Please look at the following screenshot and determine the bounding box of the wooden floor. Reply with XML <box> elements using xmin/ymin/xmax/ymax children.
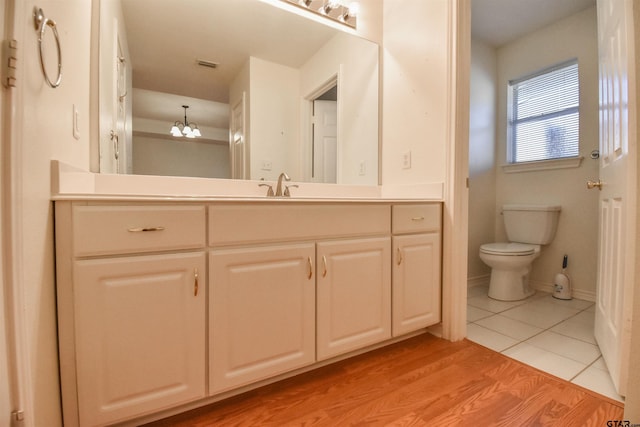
<box><xmin>145</xmin><ymin>334</ymin><xmax>623</xmax><ymax>426</ymax></box>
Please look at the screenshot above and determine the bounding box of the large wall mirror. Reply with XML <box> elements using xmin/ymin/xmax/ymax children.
<box><xmin>96</xmin><ymin>0</ymin><xmax>379</xmax><ymax>185</ymax></box>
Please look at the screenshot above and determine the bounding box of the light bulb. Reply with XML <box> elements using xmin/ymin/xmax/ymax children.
<box><xmin>348</xmin><ymin>2</ymin><xmax>359</xmax><ymax>17</ymax></box>
<box><xmin>192</xmin><ymin>127</ymin><xmax>202</xmax><ymax>137</ymax></box>
<box><xmin>183</xmin><ymin>125</ymin><xmax>192</xmax><ymax>135</ymax></box>
<box><xmin>171</xmin><ymin>125</ymin><xmax>183</xmax><ymax>137</ymax></box>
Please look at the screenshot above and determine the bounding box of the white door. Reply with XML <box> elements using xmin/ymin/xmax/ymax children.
<box><xmin>114</xmin><ymin>37</ymin><xmax>129</xmax><ymax>173</ymax></box>
<box><xmin>99</xmin><ymin>18</ymin><xmax>128</xmax><ymax>174</ymax></box>
<box><xmin>593</xmin><ymin>0</ymin><xmax>637</xmax><ymax>397</ymax></box>
<box><xmin>0</xmin><ymin>0</ymin><xmax>12</xmax><ymax>420</ymax></box>
<box><xmin>209</xmin><ymin>244</ymin><xmax>316</xmax><ymax>393</ymax></box>
<box><xmin>392</xmin><ymin>233</ymin><xmax>441</xmax><ymax>336</ymax></box>
<box><xmin>230</xmin><ymin>93</ymin><xmax>246</xmax><ymax>179</ymax></box>
<box><xmin>74</xmin><ymin>252</ymin><xmax>206</xmax><ymax>426</ymax></box>
<box><xmin>312</xmin><ymin>100</ymin><xmax>337</xmax><ymax>183</ymax></box>
<box><xmin>316</xmin><ymin>237</ymin><xmax>391</xmax><ymax>360</ymax></box>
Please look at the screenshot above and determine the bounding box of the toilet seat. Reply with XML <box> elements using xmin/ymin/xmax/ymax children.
<box><xmin>480</xmin><ymin>242</ymin><xmax>537</xmax><ymax>256</ymax></box>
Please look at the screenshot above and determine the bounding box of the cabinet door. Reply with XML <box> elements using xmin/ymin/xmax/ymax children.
<box><xmin>210</xmin><ymin>243</ymin><xmax>315</xmax><ymax>393</ymax></box>
<box><xmin>317</xmin><ymin>237</ymin><xmax>391</xmax><ymax>360</ymax></box>
<box><xmin>73</xmin><ymin>252</ymin><xmax>206</xmax><ymax>426</ymax></box>
<box><xmin>392</xmin><ymin>233</ymin><xmax>441</xmax><ymax>336</ymax></box>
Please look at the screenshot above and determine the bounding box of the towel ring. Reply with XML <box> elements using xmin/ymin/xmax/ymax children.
<box><xmin>33</xmin><ymin>8</ymin><xmax>62</xmax><ymax>88</ymax></box>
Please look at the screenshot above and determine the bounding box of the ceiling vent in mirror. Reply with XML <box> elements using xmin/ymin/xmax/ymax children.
<box><xmin>196</xmin><ymin>59</ymin><xmax>219</xmax><ymax>69</ymax></box>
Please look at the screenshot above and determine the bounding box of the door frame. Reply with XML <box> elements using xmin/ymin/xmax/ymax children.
<box><xmin>301</xmin><ymin>72</ymin><xmax>340</xmax><ymax>183</ymax></box>
<box><xmin>444</xmin><ymin>0</ymin><xmax>470</xmax><ymax>342</ymax></box>
<box><xmin>2</xmin><ymin>0</ymin><xmax>31</xmax><ymax>423</ymax></box>
<box><xmin>453</xmin><ymin>0</ymin><xmax>640</xmax><ymax>414</ymax></box>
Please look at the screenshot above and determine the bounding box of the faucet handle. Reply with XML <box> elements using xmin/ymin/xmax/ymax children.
<box><xmin>284</xmin><ymin>184</ymin><xmax>298</xmax><ymax>197</ymax></box>
<box><xmin>259</xmin><ymin>183</ymin><xmax>274</xmax><ymax>197</ymax></box>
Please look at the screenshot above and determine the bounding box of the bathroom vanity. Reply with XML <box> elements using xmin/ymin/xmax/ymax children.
<box><xmin>52</xmin><ymin>164</ymin><xmax>443</xmax><ymax>426</ymax></box>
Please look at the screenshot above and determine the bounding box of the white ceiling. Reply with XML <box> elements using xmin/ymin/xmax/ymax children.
<box><xmin>121</xmin><ymin>0</ymin><xmax>337</xmax><ymax>104</ymax></box>
<box><xmin>472</xmin><ymin>0</ymin><xmax>596</xmax><ymax>47</ymax></box>
<box><xmin>121</xmin><ymin>0</ymin><xmax>344</xmax><ymax>129</ymax></box>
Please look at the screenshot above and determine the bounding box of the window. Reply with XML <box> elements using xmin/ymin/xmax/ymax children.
<box><xmin>508</xmin><ymin>60</ymin><xmax>579</xmax><ymax>163</ymax></box>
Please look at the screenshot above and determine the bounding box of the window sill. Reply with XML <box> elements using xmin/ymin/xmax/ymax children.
<box><xmin>502</xmin><ymin>156</ymin><xmax>584</xmax><ymax>173</ymax></box>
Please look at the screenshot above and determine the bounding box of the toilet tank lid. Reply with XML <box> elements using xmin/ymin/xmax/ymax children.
<box><xmin>503</xmin><ymin>204</ymin><xmax>561</xmax><ymax>212</ymax></box>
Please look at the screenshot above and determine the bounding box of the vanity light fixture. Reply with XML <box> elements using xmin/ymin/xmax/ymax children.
<box><xmin>339</xmin><ymin>1</ymin><xmax>359</xmax><ymax>24</ymax></box>
<box><xmin>170</xmin><ymin>105</ymin><xmax>201</xmax><ymax>138</ymax></box>
<box><xmin>319</xmin><ymin>0</ymin><xmax>339</xmax><ymax>15</ymax></box>
<box><xmin>283</xmin><ymin>0</ymin><xmax>358</xmax><ymax>29</ymax></box>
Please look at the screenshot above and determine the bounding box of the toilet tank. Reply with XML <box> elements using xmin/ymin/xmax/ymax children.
<box><xmin>503</xmin><ymin>204</ymin><xmax>561</xmax><ymax>245</ymax></box>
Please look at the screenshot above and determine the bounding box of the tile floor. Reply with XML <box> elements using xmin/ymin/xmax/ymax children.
<box><xmin>466</xmin><ymin>285</ymin><xmax>624</xmax><ymax>403</ymax></box>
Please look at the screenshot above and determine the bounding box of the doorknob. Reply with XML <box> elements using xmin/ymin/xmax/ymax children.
<box><xmin>587</xmin><ymin>179</ymin><xmax>603</xmax><ymax>190</ymax></box>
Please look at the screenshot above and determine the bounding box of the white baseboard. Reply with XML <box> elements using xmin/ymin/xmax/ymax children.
<box><xmin>530</xmin><ymin>280</ymin><xmax>596</xmax><ymax>302</ymax></box>
<box><xmin>467</xmin><ymin>276</ymin><xmax>596</xmax><ymax>302</ymax></box>
<box><xmin>467</xmin><ymin>274</ymin><xmax>490</xmax><ymax>288</ymax></box>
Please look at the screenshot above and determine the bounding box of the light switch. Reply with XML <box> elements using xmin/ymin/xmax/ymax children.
<box><xmin>72</xmin><ymin>104</ymin><xmax>80</xmax><ymax>140</ymax></box>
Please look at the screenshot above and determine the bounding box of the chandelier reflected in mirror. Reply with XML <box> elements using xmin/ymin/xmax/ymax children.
<box><xmin>170</xmin><ymin>105</ymin><xmax>201</xmax><ymax>138</ymax></box>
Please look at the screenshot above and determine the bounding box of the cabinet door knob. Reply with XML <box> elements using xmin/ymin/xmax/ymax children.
<box><xmin>307</xmin><ymin>256</ymin><xmax>313</xmax><ymax>280</ymax></box>
<box><xmin>397</xmin><ymin>248</ymin><xmax>403</xmax><ymax>265</ymax></box>
<box><xmin>194</xmin><ymin>268</ymin><xmax>199</xmax><ymax>296</ymax></box>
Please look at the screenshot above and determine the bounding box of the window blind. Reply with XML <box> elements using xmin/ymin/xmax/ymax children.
<box><xmin>509</xmin><ymin>61</ymin><xmax>580</xmax><ymax>163</ymax></box>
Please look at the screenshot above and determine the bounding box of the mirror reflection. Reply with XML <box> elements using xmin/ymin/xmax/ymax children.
<box><xmin>97</xmin><ymin>0</ymin><xmax>379</xmax><ymax>185</ymax></box>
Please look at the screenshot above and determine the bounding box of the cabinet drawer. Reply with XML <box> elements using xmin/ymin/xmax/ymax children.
<box><xmin>209</xmin><ymin>204</ymin><xmax>390</xmax><ymax>246</ymax></box>
<box><xmin>72</xmin><ymin>205</ymin><xmax>206</xmax><ymax>256</ymax></box>
<box><xmin>392</xmin><ymin>204</ymin><xmax>441</xmax><ymax>234</ymax></box>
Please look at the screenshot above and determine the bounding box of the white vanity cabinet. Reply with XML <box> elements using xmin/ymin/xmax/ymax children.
<box><xmin>316</xmin><ymin>237</ymin><xmax>391</xmax><ymax>360</ymax></box>
<box><xmin>55</xmin><ymin>203</ymin><xmax>207</xmax><ymax>427</ymax></box>
<box><xmin>55</xmin><ymin>199</ymin><xmax>442</xmax><ymax>426</ymax></box>
<box><xmin>207</xmin><ymin>203</ymin><xmax>391</xmax><ymax>390</ymax></box>
<box><xmin>391</xmin><ymin>204</ymin><xmax>442</xmax><ymax>336</ymax></box>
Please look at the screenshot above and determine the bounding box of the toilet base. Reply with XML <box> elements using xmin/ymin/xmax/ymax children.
<box><xmin>488</xmin><ymin>269</ymin><xmax>536</xmax><ymax>301</ymax></box>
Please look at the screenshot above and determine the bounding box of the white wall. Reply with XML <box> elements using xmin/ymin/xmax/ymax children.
<box><xmin>468</xmin><ymin>38</ymin><xmax>497</xmax><ymax>281</ymax></box>
<box><xmin>9</xmin><ymin>1</ymin><xmax>92</xmax><ymax>425</ymax></box>
<box><xmin>381</xmin><ymin>0</ymin><xmax>450</xmax><ymax>185</ymax></box>
<box><xmin>494</xmin><ymin>7</ymin><xmax>600</xmax><ymax>298</ymax></box>
<box><xmin>132</xmin><ymin>136</ymin><xmax>230</xmax><ymax>178</ymax></box>
<box><xmin>300</xmin><ymin>32</ymin><xmax>379</xmax><ymax>185</ymax></box>
<box><xmin>249</xmin><ymin>57</ymin><xmax>301</xmax><ymax>181</ymax></box>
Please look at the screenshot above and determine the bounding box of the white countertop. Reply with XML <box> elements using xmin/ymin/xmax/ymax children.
<box><xmin>51</xmin><ymin>161</ymin><xmax>444</xmax><ymax>203</ymax></box>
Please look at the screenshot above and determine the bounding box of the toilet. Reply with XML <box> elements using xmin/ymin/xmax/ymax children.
<box><xmin>479</xmin><ymin>204</ymin><xmax>561</xmax><ymax>301</ymax></box>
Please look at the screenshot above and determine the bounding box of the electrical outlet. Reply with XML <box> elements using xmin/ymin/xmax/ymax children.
<box><xmin>359</xmin><ymin>161</ymin><xmax>366</xmax><ymax>176</ymax></box>
<box><xmin>261</xmin><ymin>160</ymin><xmax>272</xmax><ymax>171</ymax></box>
<box><xmin>402</xmin><ymin>151</ymin><xmax>411</xmax><ymax>169</ymax></box>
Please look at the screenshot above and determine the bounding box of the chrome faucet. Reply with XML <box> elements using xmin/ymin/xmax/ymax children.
<box><xmin>275</xmin><ymin>172</ymin><xmax>291</xmax><ymax>197</ymax></box>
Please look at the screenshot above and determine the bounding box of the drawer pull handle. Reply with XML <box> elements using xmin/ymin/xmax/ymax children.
<box><xmin>127</xmin><ymin>226</ymin><xmax>165</xmax><ymax>232</ymax></box>
<box><xmin>194</xmin><ymin>268</ymin><xmax>199</xmax><ymax>297</ymax></box>
<box><xmin>322</xmin><ymin>255</ymin><xmax>327</xmax><ymax>278</ymax></box>
<box><xmin>307</xmin><ymin>256</ymin><xmax>313</xmax><ymax>280</ymax></box>
<box><xmin>411</xmin><ymin>216</ymin><xmax>425</xmax><ymax>221</ymax></box>
<box><xmin>397</xmin><ymin>248</ymin><xmax>403</xmax><ymax>265</ymax></box>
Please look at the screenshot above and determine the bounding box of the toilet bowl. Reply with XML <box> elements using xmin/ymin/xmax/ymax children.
<box><xmin>479</xmin><ymin>243</ymin><xmax>540</xmax><ymax>301</ymax></box>
<box><xmin>479</xmin><ymin>205</ymin><xmax>561</xmax><ymax>301</ymax></box>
